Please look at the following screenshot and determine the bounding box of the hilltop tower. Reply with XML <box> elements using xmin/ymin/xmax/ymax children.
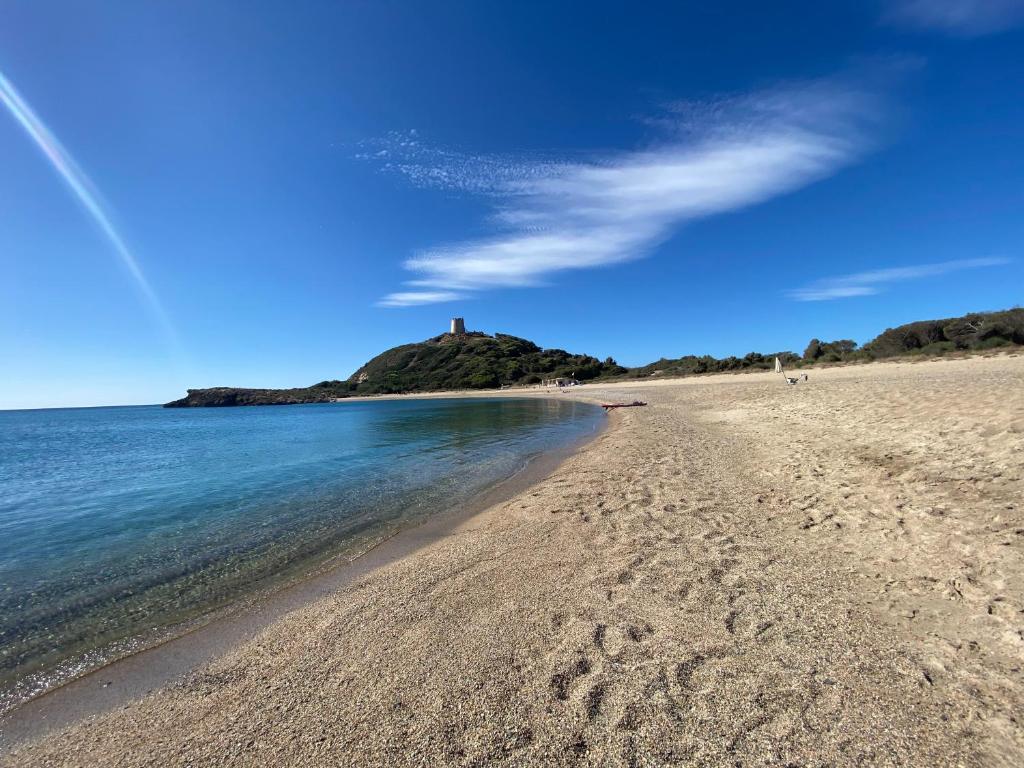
<box><xmin>450</xmin><ymin>317</ymin><xmax>466</xmax><ymax>335</ymax></box>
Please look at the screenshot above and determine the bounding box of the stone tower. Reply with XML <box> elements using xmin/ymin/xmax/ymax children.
<box><xmin>450</xmin><ymin>317</ymin><xmax>466</xmax><ymax>335</ymax></box>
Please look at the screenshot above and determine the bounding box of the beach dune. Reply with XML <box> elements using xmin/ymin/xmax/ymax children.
<box><xmin>5</xmin><ymin>354</ymin><xmax>1022</xmax><ymax>767</ymax></box>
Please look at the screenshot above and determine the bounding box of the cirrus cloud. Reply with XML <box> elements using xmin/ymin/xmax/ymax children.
<box><xmin>376</xmin><ymin>290</ymin><xmax>463</xmax><ymax>308</ymax></box>
<box><xmin>367</xmin><ymin>77</ymin><xmax>889</xmax><ymax>308</ymax></box>
<box><xmin>787</xmin><ymin>257</ymin><xmax>1011</xmax><ymax>301</ymax></box>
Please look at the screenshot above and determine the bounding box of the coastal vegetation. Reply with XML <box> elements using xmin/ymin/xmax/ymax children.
<box><xmin>862</xmin><ymin>307</ymin><xmax>1024</xmax><ymax>357</ymax></box>
<box><xmin>344</xmin><ymin>332</ymin><xmax>627</xmax><ymax>393</ymax></box>
<box><xmin>165</xmin><ymin>308</ymin><xmax>1024</xmax><ymax>406</ymax></box>
<box><xmin>629</xmin><ymin>307</ymin><xmax>1023</xmax><ymax>378</ymax></box>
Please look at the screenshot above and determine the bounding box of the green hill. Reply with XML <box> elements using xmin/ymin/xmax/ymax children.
<box><xmin>344</xmin><ymin>331</ymin><xmax>625</xmax><ymax>393</ymax></box>
<box><xmin>165</xmin><ymin>331</ymin><xmax>626</xmax><ymax>407</ymax></box>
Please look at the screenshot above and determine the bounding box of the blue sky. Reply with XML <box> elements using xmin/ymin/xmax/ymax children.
<box><xmin>1</xmin><ymin>1</ymin><xmax>1022</xmax><ymax>408</ymax></box>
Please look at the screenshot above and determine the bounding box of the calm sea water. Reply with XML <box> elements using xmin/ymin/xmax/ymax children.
<box><xmin>0</xmin><ymin>398</ymin><xmax>602</xmax><ymax>707</ymax></box>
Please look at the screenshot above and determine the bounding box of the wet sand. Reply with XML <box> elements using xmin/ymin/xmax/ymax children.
<box><xmin>4</xmin><ymin>354</ymin><xmax>1022</xmax><ymax>766</ymax></box>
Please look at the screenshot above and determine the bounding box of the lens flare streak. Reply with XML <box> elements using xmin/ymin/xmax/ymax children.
<box><xmin>0</xmin><ymin>69</ymin><xmax>176</xmax><ymax>343</ymax></box>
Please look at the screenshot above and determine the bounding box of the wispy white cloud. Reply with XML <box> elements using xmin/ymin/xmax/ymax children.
<box><xmin>884</xmin><ymin>0</ymin><xmax>1024</xmax><ymax>36</ymax></box>
<box><xmin>788</xmin><ymin>257</ymin><xmax>1010</xmax><ymax>301</ymax></box>
<box><xmin>364</xmin><ymin>77</ymin><xmax>887</xmax><ymax>307</ymax></box>
<box><xmin>376</xmin><ymin>290</ymin><xmax>463</xmax><ymax>308</ymax></box>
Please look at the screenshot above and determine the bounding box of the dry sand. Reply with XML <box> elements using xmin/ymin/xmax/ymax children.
<box><xmin>5</xmin><ymin>354</ymin><xmax>1022</xmax><ymax>767</ymax></box>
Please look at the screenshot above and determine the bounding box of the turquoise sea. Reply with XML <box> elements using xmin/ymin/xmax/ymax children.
<box><xmin>0</xmin><ymin>398</ymin><xmax>602</xmax><ymax>708</ymax></box>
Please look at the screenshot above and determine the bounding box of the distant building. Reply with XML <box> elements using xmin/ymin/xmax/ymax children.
<box><xmin>543</xmin><ymin>377</ymin><xmax>578</xmax><ymax>388</ymax></box>
<box><xmin>450</xmin><ymin>317</ymin><xmax>466</xmax><ymax>335</ymax></box>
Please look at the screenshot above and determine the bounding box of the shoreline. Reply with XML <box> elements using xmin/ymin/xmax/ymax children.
<box><xmin>334</xmin><ymin>347</ymin><xmax>1024</xmax><ymax>404</ymax></box>
<box><xmin>6</xmin><ymin>355</ymin><xmax>1021</xmax><ymax>766</ymax></box>
<box><xmin>0</xmin><ymin>398</ymin><xmax>609</xmax><ymax>751</ymax></box>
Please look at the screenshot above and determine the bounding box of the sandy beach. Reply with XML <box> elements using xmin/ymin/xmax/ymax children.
<box><xmin>4</xmin><ymin>354</ymin><xmax>1022</xmax><ymax>767</ymax></box>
